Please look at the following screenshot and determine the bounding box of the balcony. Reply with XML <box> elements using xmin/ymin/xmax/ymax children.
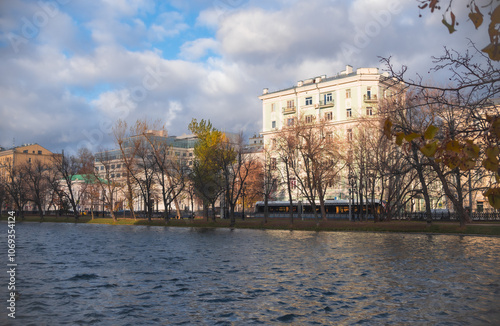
<box><xmin>319</xmin><ymin>100</ymin><xmax>334</xmax><ymax>108</ymax></box>
<box><xmin>282</xmin><ymin>106</ymin><xmax>296</xmax><ymax>115</ymax></box>
<box><xmin>364</xmin><ymin>94</ymin><xmax>378</xmax><ymax>103</ymax></box>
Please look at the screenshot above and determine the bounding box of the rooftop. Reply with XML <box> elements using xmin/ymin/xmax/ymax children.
<box><xmin>261</xmin><ymin>66</ymin><xmax>387</xmax><ymax>96</ymax></box>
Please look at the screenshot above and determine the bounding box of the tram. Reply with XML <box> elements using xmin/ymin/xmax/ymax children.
<box><xmin>254</xmin><ymin>199</ymin><xmax>383</xmax><ymax>219</ymax></box>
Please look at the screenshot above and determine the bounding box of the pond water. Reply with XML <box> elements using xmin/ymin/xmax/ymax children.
<box><xmin>1</xmin><ymin>222</ymin><xmax>499</xmax><ymax>325</ymax></box>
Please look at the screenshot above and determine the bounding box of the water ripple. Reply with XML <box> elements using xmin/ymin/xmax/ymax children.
<box><xmin>0</xmin><ymin>223</ymin><xmax>499</xmax><ymax>325</ymax></box>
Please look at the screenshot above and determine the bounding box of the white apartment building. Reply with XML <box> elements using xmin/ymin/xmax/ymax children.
<box><xmin>259</xmin><ymin>65</ymin><xmax>399</xmax><ymax>202</ymax></box>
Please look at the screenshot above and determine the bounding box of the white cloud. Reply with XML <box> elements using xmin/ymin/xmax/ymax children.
<box><xmin>180</xmin><ymin>38</ymin><xmax>219</xmax><ymax>60</ymax></box>
<box><xmin>0</xmin><ymin>0</ymin><xmax>492</xmax><ymax>152</ymax></box>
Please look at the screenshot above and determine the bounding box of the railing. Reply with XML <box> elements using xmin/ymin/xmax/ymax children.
<box><xmin>364</xmin><ymin>94</ymin><xmax>378</xmax><ymax>102</ymax></box>
<box><xmin>402</xmin><ymin>211</ymin><xmax>500</xmax><ymax>221</ymax></box>
<box><xmin>319</xmin><ymin>100</ymin><xmax>334</xmax><ymax>107</ymax></box>
<box><xmin>282</xmin><ymin>106</ymin><xmax>296</xmax><ymax>114</ymax></box>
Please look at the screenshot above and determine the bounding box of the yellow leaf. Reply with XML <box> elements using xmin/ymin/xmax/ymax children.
<box><xmin>460</xmin><ymin>158</ymin><xmax>476</xmax><ymax>171</ymax></box>
<box><xmin>395</xmin><ymin>132</ymin><xmax>405</xmax><ymax>146</ymax></box>
<box><xmin>469</xmin><ymin>13</ymin><xmax>483</xmax><ymax>29</ymax></box>
<box><xmin>482</xmin><ymin>43</ymin><xmax>500</xmax><ymax>61</ymax></box>
<box><xmin>404</xmin><ymin>132</ymin><xmax>420</xmax><ymax>142</ymax></box>
<box><xmin>486</xmin><ymin>146</ymin><xmax>500</xmax><ymax>160</ymax></box>
<box><xmin>491</xmin><ymin>118</ymin><xmax>500</xmax><ymax>139</ymax></box>
<box><xmin>424</xmin><ymin>125</ymin><xmax>438</xmax><ymax>140</ymax></box>
<box><xmin>420</xmin><ymin>141</ymin><xmax>438</xmax><ymax>157</ymax></box>
<box><xmin>445</xmin><ymin>140</ymin><xmax>461</xmax><ymax>153</ymax></box>
<box><xmin>383</xmin><ymin>119</ymin><xmax>393</xmax><ymax>140</ymax></box>
<box><xmin>484</xmin><ymin>187</ymin><xmax>500</xmax><ymax>209</ymax></box>
<box><xmin>482</xmin><ymin>157</ymin><xmax>499</xmax><ymax>172</ymax></box>
<box><xmin>464</xmin><ymin>141</ymin><xmax>480</xmax><ymax>159</ymax></box>
<box><xmin>442</xmin><ymin>16</ymin><xmax>456</xmax><ymax>34</ymax></box>
<box><xmin>483</xmin><ymin>6</ymin><xmax>500</xmax><ymax>61</ymax></box>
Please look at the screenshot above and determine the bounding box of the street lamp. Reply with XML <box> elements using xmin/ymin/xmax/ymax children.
<box><xmin>348</xmin><ymin>168</ymin><xmax>356</xmax><ymax>222</ymax></box>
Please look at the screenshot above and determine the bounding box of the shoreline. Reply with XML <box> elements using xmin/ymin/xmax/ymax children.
<box><xmin>2</xmin><ymin>215</ymin><xmax>500</xmax><ymax>236</ymax></box>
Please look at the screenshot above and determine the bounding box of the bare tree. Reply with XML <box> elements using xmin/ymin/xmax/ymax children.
<box><xmin>23</xmin><ymin>160</ymin><xmax>50</xmax><ymax>220</ymax></box>
<box><xmin>4</xmin><ymin>162</ymin><xmax>29</xmax><ymax>219</ymax></box>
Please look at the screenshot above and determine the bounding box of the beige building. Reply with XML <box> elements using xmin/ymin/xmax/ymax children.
<box><xmin>0</xmin><ymin>143</ymin><xmax>61</xmax><ymax>181</ymax></box>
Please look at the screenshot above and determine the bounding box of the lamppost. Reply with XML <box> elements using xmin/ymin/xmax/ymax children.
<box><xmin>348</xmin><ymin>167</ymin><xmax>356</xmax><ymax>222</ymax></box>
<box><xmin>241</xmin><ymin>187</ymin><xmax>245</xmax><ymax>220</ymax></box>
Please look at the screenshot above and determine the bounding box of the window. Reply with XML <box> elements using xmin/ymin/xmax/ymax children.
<box><xmin>290</xmin><ymin>177</ymin><xmax>296</xmax><ymax>190</ymax></box>
<box><xmin>111</xmin><ymin>164</ymin><xmax>115</xmax><ymax>169</ymax></box>
<box><xmin>325</xmin><ymin>111</ymin><xmax>333</xmax><ymax>121</ymax></box>
<box><xmin>305</xmin><ymin>115</ymin><xmax>314</xmax><ymax>123</ymax></box>
<box><xmin>287</xmin><ymin>118</ymin><xmax>295</xmax><ymax>126</ymax></box>
<box><xmin>287</xmin><ymin>100</ymin><xmax>295</xmax><ymax>109</ymax></box>
<box><xmin>189</xmin><ymin>153</ymin><xmax>193</xmax><ymax>157</ymax></box>
<box><xmin>111</xmin><ymin>174</ymin><xmax>115</xmax><ymax>178</ymax></box>
<box><xmin>346</xmin><ymin>89</ymin><xmax>351</xmax><ymax>99</ymax></box>
<box><xmin>271</xmin><ymin>103</ymin><xmax>276</xmax><ymax>112</ymax></box>
<box><xmin>347</xmin><ymin>129</ymin><xmax>353</xmax><ymax>142</ymax></box>
<box><xmin>346</xmin><ymin>108</ymin><xmax>352</xmax><ymax>118</ymax></box>
<box><xmin>326</xmin><ymin>131</ymin><xmax>333</xmax><ymax>142</ymax></box>
<box><xmin>305</xmin><ymin>97</ymin><xmax>312</xmax><ymax>106</ymax></box>
<box><xmin>23</xmin><ymin>150</ymin><xmax>28</xmax><ymax>153</ymax></box>
<box><xmin>38</xmin><ymin>150</ymin><xmax>42</xmax><ymax>155</ymax></box>
<box><xmin>116</xmin><ymin>173</ymin><xmax>121</xmax><ymax>178</ymax></box>
<box><xmin>272</xmin><ymin>121</ymin><xmax>276</xmax><ymax>129</ymax></box>
<box><xmin>28</xmin><ymin>158</ymin><xmax>31</xmax><ymax>163</ymax></box>
<box><xmin>366</xmin><ymin>86</ymin><xmax>371</xmax><ymax>99</ymax></box>
<box><xmin>116</xmin><ymin>164</ymin><xmax>121</xmax><ymax>168</ymax></box>
<box><xmin>324</xmin><ymin>93</ymin><xmax>333</xmax><ymax>104</ymax></box>
<box><xmin>100</xmin><ymin>166</ymin><xmax>104</xmax><ymax>170</ymax></box>
<box><xmin>366</xmin><ymin>107</ymin><xmax>373</xmax><ymax>116</ymax></box>
<box><xmin>271</xmin><ymin>158</ymin><xmax>277</xmax><ymax>170</ymax></box>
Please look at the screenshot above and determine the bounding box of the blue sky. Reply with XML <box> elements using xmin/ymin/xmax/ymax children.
<box><xmin>0</xmin><ymin>0</ymin><xmax>492</xmax><ymax>155</ymax></box>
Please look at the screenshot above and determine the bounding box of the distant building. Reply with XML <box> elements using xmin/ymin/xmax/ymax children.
<box><xmin>0</xmin><ymin>143</ymin><xmax>61</xmax><ymax>181</ymax></box>
<box><xmin>94</xmin><ymin>130</ymin><xmax>198</xmax><ymax>213</ymax></box>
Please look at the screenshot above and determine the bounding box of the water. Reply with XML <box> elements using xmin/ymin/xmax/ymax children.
<box><xmin>1</xmin><ymin>222</ymin><xmax>499</xmax><ymax>325</ymax></box>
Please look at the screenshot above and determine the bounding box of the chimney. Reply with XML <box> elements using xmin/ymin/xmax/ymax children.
<box><xmin>263</xmin><ymin>88</ymin><xmax>269</xmax><ymax>94</ymax></box>
<box><xmin>345</xmin><ymin>65</ymin><xmax>353</xmax><ymax>74</ymax></box>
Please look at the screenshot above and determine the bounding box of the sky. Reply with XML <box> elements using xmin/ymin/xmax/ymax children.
<box><xmin>0</xmin><ymin>0</ymin><xmax>493</xmax><ymax>155</ymax></box>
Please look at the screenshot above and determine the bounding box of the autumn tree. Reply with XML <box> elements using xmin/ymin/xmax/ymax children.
<box><xmin>188</xmin><ymin>119</ymin><xmax>225</xmax><ymax>221</ymax></box>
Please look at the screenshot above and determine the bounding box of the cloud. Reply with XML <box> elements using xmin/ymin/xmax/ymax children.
<box><xmin>0</xmin><ymin>0</ymin><xmax>492</xmax><ymax>153</ymax></box>
<box><xmin>180</xmin><ymin>38</ymin><xmax>219</xmax><ymax>60</ymax></box>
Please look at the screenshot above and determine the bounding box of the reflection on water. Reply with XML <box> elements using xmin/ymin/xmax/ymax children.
<box><xmin>1</xmin><ymin>223</ymin><xmax>499</xmax><ymax>325</ymax></box>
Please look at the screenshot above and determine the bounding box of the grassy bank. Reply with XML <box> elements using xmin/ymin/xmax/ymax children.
<box><xmin>2</xmin><ymin>214</ymin><xmax>500</xmax><ymax>236</ymax></box>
